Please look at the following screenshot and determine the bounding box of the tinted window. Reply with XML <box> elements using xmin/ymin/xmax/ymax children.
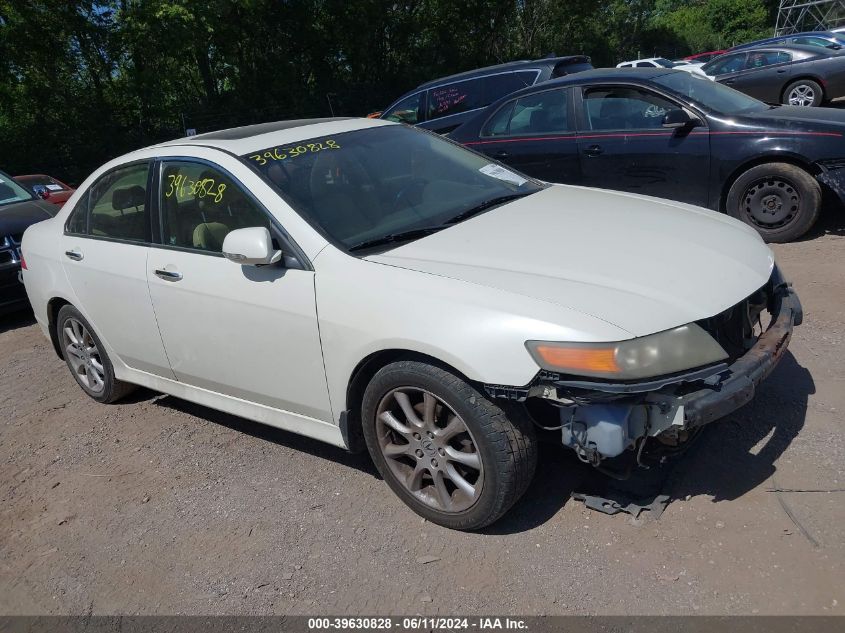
<box><xmin>636</xmin><ymin>62</ymin><xmax>654</xmax><ymax>68</ymax></box>
<box><xmin>654</xmin><ymin>70</ymin><xmax>768</xmax><ymax>114</ymax></box>
<box><xmin>88</xmin><ymin>163</ymin><xmax>150</xmax><ymax>241</ymax></box>
<box><xmin>383</xmin><ymin>92</ymin><xmax>423</xmax><ymax>124</ymax></box>
<box><xmin>745</xmin><ymin>51</ymin><xmax>791</xmax><ymax>69</ymax></box>
<box><xmin>427</xmin><ymin>79</ymin><xmax>485</xmax><ymax>120</ymax></box>
<box><xmin>242</xmin><ymin>126</ymin><xmax>542</xmax><ymax>250</ymax></box>
<box><xmin>792</xmin><ymin>36</ymin><xmax>834</xmax><ymax>48</ymax></box>
<box><xmin>583</xmin><ymin>87</ymin><xmax>677</xmax><ymax>131</ymax></box>
<box><xmin>704</xmin><ymin>53</ymin><xmax>747</xmax><ymax>75</ymax></box>
<box><xmin>65</xmin><ymin>191</ymin><xmax>89</xmax><ymax>235</ymax></box>
<box><xmin>482</xmin><ymin>89</ymin><xmax>570</xmax><ymax>137</ymax></box>
<box><xmin>159</xmin><ymin>161</ymin><xmax>272</xmax><ymax>253</ymax></box>
<box><xmin>484</xmin><ymin>71</ymin><xmax>539</xmax><ymax>102</ymax></box>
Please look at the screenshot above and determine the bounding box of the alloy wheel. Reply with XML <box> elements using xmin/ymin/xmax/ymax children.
<box><xmin>742</xmin><ymin>177</ymin><xmax>800</xmax><ymax>229</ymax></box>
<box><xmin>375</xmin><ymin>387</ymin><xmax>483</xmax><ymax>513</ymax></box>
<box><xmin>788</xmin><ymin>84</ymin><xmax>815</xmax><ymax>107</ymax></box>
<box><xmin>61</xmin><ymin>317</ymin><xmax>106</xmax><ymax>394</ymax></box>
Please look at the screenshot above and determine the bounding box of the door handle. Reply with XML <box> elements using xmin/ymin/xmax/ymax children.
<box><xmin>64</xmin><ymin>249</ymin><xmax>83</xmax><ymax>261</ymax></box>
<box><xmin>583</xmin><ymin>144</ymin><xmax>603</xmax><ymax>157</ymax></box>
<box><xmin>154</xmin><ymin>268</ymin><xmax>183</xmax><ymax>282</ymax></box>
<box><xmin>494</xmin><ymin>150</ymin><xmax>509</xmax><ymax>159</ymax></box>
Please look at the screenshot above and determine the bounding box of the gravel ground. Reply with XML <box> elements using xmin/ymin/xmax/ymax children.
<box><xmin>1</xmin><ymin>212</ymin><xmax>843</xmax><ymax>616</ymax></box>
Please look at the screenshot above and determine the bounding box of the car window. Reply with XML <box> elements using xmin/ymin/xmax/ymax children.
<box><xmin>745</xmin><ymin>51</ymin><xmax>791</xmax><ymax>69</ymax></box>
<box><xmin>427</xmin><ymin>78</ymin><xmax>485</xmax><ymax>120</ymax></box>
<box><xmin>64</xmin><ymin>191</ymin><xmax>90</xmax><ymax>235</ymax></box>
<box><xmin>482</xmin><ymin>89</ymin><xmax>570</xmax><ymax>137</ymax></box>
<box><xmin>704</xmin><ymin>53</ymin><xmax>747</xmax><ymax>75</ymax></box>
<box><xmin>0</xmin><ymin>172</ymin><xmax>34</xmax><ymax>206</ymax></box>
<box><xmin>583</xmin><ymin>87</ymin><xmax>677</xmax><ymax>131</ymax></box>
<box><xmin>654</xmin><ymin>71</ymin><xmax>768</xmax><ymax>114</ymax></box>
<box><xmin>793</xmin><ymin>36</ymin><xmax>832</xmax><ymax>47</ymax></box>
<box><xmin>88</xmin><ymin>163</ymin><xmax>150</xmax><ymax>242</ymax></box>
<box><xmin>383</xmin><ymin>92</ymin><xmax>423</xmax><ymax>124</ymax></box>
<box><xmin>619</xmin><ymin>63</ymin><xmax>632</xmax><ymax>68</ymax></box>
<box><xmin>242</xmin><ymin>126</ymin><xmax>542</xmax><ymax>250</ymax></box>
<box><xmin>484</xmin><ymin>71</ymin><xmax>539</xmax><ymax>103</ymax></box>
<box><xmin>159</xmin><ymin>161</ymin><xmax>273</xmax><ymax>253</ymax></box>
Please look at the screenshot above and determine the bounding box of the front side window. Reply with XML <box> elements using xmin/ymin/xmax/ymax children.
<box><xmin>482</xmin><ymin>89</ymin><xmax>570</xmax><ymax>137</ymax></box>
<box><xmin>703</xmin><ymin>53</ymin><xmax>747</xmax><ymax>76</ymax></box>
<box><xmin>583</xmin><ymin>87</ymin><xmax>677</xmax><ymax>131</ymax></box>
<box><xmin>427</xmin><ymin>78</ymin><xmax>484</xmax><ymax>120</ymax></box>
<box><xmin>0</xmin><ymin>171</ymin><xmax>34</xmax><ymax>206</ymax></box>
<box><xmin>383</xmin><ymin>93</ymin><xmax>423</xmax><ymax>124</ymax></box>
<box><xmin>88</xmin><ymin>162</ymin><xmax>150</xmax><ymax>241</ymax></box>
<box><xmin>243</xmin><ymin>126</ymin><xmax>543</xmax><ymax>251</ymax></box>
<box><xmin>159</xmin><ymin>160</ymin><xmax>272</xmax><ymax>253</ymax></box>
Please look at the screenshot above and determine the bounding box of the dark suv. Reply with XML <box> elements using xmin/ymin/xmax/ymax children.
<box><xmin>1</xmin><ymin>169</ymin><xmax>57</xmax><ymax>314</ymax></box>
<box><xmin>378</xmin><ymin>56</ymin><xmax>592</xmax><ymax>134</ymax></box>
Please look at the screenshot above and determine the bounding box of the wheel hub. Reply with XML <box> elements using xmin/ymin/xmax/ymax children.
<box><xmin>742</xmin><ymin>177</ymin><xmax>799</xmax><ymax>228</ymax></box>
<box><xmin>61</xmin><ymin>317</ymin><xmax>106</xmax><ymax>394</ymax></box>
<box><xmin>375</xmin><ymin>387</ymin><xmax>483</xmax><ymax>513</ymax></box>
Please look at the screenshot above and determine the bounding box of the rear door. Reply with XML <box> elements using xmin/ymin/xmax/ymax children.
<box><xmin>60</xmin><ymin>161</ymin><xmax>173</xmax><ymax>377</ymax></box>
<box><xmin>729</xmin><ymin>50</ymin><xmax>793</xmax><ymax>102</ymax></box>
<box><xmin>574</xmin><ymin>84</ymin><xmax>710</xmax><ymax>206</ymax></box>
<box><xmin>465</xmin><ymin>87</ymin><xmax>580</xmax><ymax>183</ymax></box>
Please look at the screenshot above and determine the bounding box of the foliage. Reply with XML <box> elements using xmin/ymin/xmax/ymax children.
<box><xmin>0</xmin><ymin>0</ymin><xmax>773</xmax><ymax>183</ymax></box>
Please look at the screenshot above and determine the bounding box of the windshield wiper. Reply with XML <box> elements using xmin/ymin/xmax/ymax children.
<box><xmin>445</xmin><ymin>193</ymin><xmax>532</xmax><ymax>225</ymax></box>
<box><xmin>347</xmin><ymin>226</ymin><xmax>446</xmax><ymax>252</ymax></box>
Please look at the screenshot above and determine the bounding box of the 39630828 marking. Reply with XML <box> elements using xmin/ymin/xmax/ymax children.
<box><xmin>249</xmin><ymin>139</ymin><xmax>340</xmax><ymax>166</ymax></box>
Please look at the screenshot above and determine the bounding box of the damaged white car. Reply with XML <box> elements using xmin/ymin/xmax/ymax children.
<box><xmin>21</xmin><ymin>118</ymin><xmax>801</xmax><ymax>529</ymax></box>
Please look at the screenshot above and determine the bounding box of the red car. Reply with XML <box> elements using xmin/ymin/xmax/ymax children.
<box><xmin>684</xmin><ymin>50</ymin><xmax>727</xmax><ymax>63</ymax></box>
<box><xmin>14</xmin><ymin>174</ymin><xmax>75</xmax><ymax>208</ymax></box>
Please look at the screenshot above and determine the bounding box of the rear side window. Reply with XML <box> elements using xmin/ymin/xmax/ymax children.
<box><xmin>64</xmin><ymin>190</ymin><xmax>90</xmax><ymax>235</ymax></box>
<box><xmin>87</xmin><ymin>163</ymin><xmax>150</xmax><ymax>242</ymax></box>
<box><xmin>484</xmin><ymin>71</ymin><xmax>539</xmax><ymax>103</ymax></box>
<box><xmin>745</xmin><ymin>51</ymin><xmax>791</xmax><ymax>69</ymax></box>
<box><xmin>483</xmin><ymin>89</ymin><xmax>570</xmax><ymax>137</ymax></box>
<box><xmin>159</xmin><ymin>160</ymin><xmax>273</xmax><ymax>253</ymax></box>
<box><xmin>383</xmin><ymin>92</ymin><xmax>423</xmax><ymax>124</ymax></box>
<box><xmin>427</xmin><ymin>78</ymin><xmax>485</xmax><ymax>120</ymax></box>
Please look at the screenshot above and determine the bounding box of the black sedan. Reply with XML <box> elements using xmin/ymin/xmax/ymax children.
<box><xmin>698</xmin><ymin>45</ymin><xmax>845</xmax><ymax>107</ymax></box>
<box><xmin>0</xmin><ymin>170</ymin><xmax>57</xmax><ymax>314</ymax></box>
<box><xmin>449</xmin><ymin>68</ymin><xmax>845</xmax><ymax>242</ymax></box>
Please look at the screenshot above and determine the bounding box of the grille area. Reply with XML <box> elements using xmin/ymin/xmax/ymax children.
<box><xmin>0</xmin><ymin>234</ymin><xmax>22</xmax><ymax>267</ymax></box>
<box><xmin>697</xmin><ymin>287</ymin><xmax>769</xmax><ymax>362</ymax></box>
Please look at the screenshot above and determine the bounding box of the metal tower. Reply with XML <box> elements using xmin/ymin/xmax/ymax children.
<box><xmin>775</xmin><ymin>0</ymin><xmax>845</xmax><ymax>35</ymax></box>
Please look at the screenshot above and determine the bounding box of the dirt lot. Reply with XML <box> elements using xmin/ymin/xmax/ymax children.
<box><xmin>1</xmin><ymin>212</ymin><xmax>843</xmax><ymax>617</ymax></box>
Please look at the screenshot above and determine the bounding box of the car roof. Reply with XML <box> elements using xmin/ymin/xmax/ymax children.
<box><xmin>713</xmin><ymin>44</ymin><xmax>833</xmax><ymax>58</ymax></box>
<box><xmin>413</xmin><ymin>56</ymin><xmax>586</xmax><ymax>90</ymax></box>
<box><xmin>150</xmin><ymin>117</ymin><xmax>393</xmax><ymax>156</ymax></box>
<box><xmin>733</xmin><ymin>31</ymin><xmax>841</xmax><ymax>49</ymax></box>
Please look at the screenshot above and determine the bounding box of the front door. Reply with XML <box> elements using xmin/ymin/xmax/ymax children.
<box><xmin>468</xmin><ymin>87</ymin><xmax>580</xmax><ymax>184</ymax></box>
<box><xmin>60</xmin><ymin>161</ymin><xmax>173</xmax><ymax>377</ymax></box>
<box><xmin>575</xmin><ymin>85</ymin><xmax>711</xmax><ymax>207</ymax></box>
<box><xmin>146</xmin><ymin>158</ymin><xmax>332</xmax><ymax>422</ymax></box>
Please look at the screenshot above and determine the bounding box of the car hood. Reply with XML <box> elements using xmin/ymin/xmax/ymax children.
<box><xmin>367</xmin><ymin>185</ymin><xmax>774</xmax><ymax>338</ymax></box>
<box><xmin>0</xmin><ymin>199</ymin><xmax>56</xmax><ymax>235</ymax></box>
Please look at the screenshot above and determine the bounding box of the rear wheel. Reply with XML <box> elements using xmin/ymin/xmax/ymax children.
<box><xmin>782</xmin><ymin>79</ymin><xmax>823</xmax><ymax>107</ymax></box>
<box><xmin>361</xmin><ymin>361</ymin><xmax>536</xmax><ymax>530</ymax></box>
<box><xmin>57</xmin><ymin>305</ymin><xmax>136</xmax><ymax>403</ymax></box>
<box><xmin>726</xmin><ymin>163</ymin><xmax>821</xmax><ymax>243</ymax></box>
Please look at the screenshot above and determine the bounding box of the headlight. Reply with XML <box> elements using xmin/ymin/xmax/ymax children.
<box><xmin>526</xmin><ymin>324</ymin><xmax>728</xmax><ymax>381</ymax></box>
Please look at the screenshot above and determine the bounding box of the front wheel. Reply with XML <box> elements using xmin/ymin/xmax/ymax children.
<box><xmin>361</xmin><ymin>361</ymin><xmax>537</xmax><ymax>530</ymax></box>
<box><xmin>726</xmin><ymin>163</ymin><xmax>821</xmax><ymax>243</ymax></box>
<box><xmin>782</xmin><ymin>79</ymin><xmax>823</xmax><ymax>107</ymax></box>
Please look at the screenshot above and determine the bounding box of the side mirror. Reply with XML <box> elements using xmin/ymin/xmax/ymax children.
<box><xmin>662</xmin><ymin>109</ymin><xmax>695</xmax><ymax>129</ymax></box>
<box><xmin>222</xmin><ymin>227</ymin><xmax>282</xmax><ymax>266</ymax></box>
<box><xmin>31</xmin><ymin>184</ymin><xmax>50</xmax><ymax>200</ymax></box>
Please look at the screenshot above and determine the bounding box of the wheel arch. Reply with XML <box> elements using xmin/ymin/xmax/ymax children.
<box><xmin>719</xmin><ymin>154</ymin><xmax>820</xmax><ymax>213</ymax></box>
<box><xmin>47</xmin><ymin>297</ymin><xmax>72</xmax><ymax>360</ymax></box>
<box><xmin>341</xmin><ymin>348</ymin><xmax>479</xmax><ymax>453</ymax></box>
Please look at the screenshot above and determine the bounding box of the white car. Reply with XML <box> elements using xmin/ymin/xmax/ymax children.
<box><xmin>617</xmin><ymin>57</ymin><xmax>680</xmax><ymax>69</ymax></box>
<box><xmin>21</xmin><ymin>118</ymin><xmax>801</xmax><ymax>530</ymax></box>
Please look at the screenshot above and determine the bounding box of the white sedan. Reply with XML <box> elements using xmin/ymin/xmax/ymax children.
<box><xmin>21</xmin><ymin>118</ymin><xmax>801</xmax><ymax>529</ymax></box>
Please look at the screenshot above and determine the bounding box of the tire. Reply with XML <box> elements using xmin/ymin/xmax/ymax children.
<box><xmin>726</xmin><ymin>163</ymin><xmax>821</xmax><ymax>243</ymax></box>
<box><xmin>782</xmin><ymin>79</ymin><xmax>823</xmax><ymax>107</ymax></box>
<box><xmin>361</xmin><ymin>360</ymin><xmax>537</xmax><ymax>530</ymax></box>
<box><xmin>56</xmin><ymin>305</ymin><xmax>136</xmax><ymax>403</ymax></box>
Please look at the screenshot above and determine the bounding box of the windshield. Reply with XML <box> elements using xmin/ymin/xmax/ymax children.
<box><xmin>653</xmin><ymin>71</ymin><xmax>769</xmax><ymax>115</ymax></box>
<box><xmin>242</xmin><ymin>125</ymin><xmax>543</xmax><ymax>251</ymax></box>
<box><xmin>0</xmin><ymin>171</ymin><xmax>34</xmax><ymax>207</ymax></box>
